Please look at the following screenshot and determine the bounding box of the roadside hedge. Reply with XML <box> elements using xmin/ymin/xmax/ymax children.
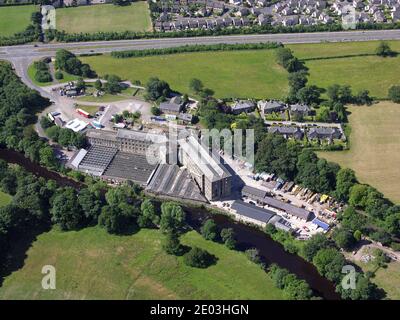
<box><xmin>110</xmin><ymin>42</ymin><xmax>283</xmax><ymax>58</ymax></box>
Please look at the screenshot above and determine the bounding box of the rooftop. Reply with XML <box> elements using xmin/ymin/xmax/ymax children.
<box><xmin>262</xmin><ymin>196</ymin><xmax>312</xmax><ymax>220</ymax></box>
<box><xmin>231</xmin><ymin>200</ymin><xmax>276</xmax><ymax>224</ymax></box>
<box><xmin>178</xmin><ymin>135</ymin><xmax>231</xmax><ymax>182</ymax></box>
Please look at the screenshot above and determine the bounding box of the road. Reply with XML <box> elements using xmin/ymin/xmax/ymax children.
<box><xmin>1</xmin><ymin>29</ymin><xmax>400</xmax><ymax>61</ymax></box>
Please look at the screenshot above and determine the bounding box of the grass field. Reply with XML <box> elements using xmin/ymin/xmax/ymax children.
<box><xmin>0</xmin><ymin>227</ymin><xmax>284</xmax><ymax>300</ymax></box>
<box><xmin>81</xmin><ymin>50</ymin><xmax>289</xmax><ymax>99</ymax></box>
<box><xmin>318</xmin><ymin>102</ymin><xmax>400</xmax><ymax>204</ymax></box>
<box><xmin>56</xmin><ymin>3</ymin><xmax>152</xmax><ymax>34</ymax></box>
<box><xmin>0</xmin><ymin>5</ymin><xmax>37</xmax><ymax>37</ymax></box>
<box><xmin>0</xmin><ymin>191</ymin><xmax>12</xmax><ymax>207</ymax></box>
<box><xmin>352</xmin><ymin>252</ymin><xmax>400</xmax><ymax>300</ymax></box>
<box><xmin>288</xmin><ymin>41</ymin><xmax>400</xmax><ymax>99</ymax></box>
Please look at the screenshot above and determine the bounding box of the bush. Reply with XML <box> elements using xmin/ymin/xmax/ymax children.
<box><xmin>390</xmin><ymin>242</ymin><xmax>400</xmax><ymax>251</ymax></box>
<box><xmin>163</xmin><ymin>232</ymin><xmax>185</xmax><ymax>256</ymax></box>
<box><xmin>55</xmin><ymin>71</ymin><xmax>64</xmax><ymax>80</ymax></box>
<box><xmin>151</xmin><ymin>106</ymin><xmax>161</xmax><ymax>116</ymax></box>
<box><xmin>245</xmin><ymin>248</ymin><xmax>264</xmax><ymax>268</ymax></box>
<box><xmin>183</xmin><ymin>247</ymin><xmax>216</xmax><ymax>268</ymax></box>
<box><xmin>200</xmin><ymin>219</ymin><xmax>218</xmax><ymax>241</ymax></box>
<box><xmin>388</xmin><ymin>85</ymin><xmax>400</xmax><ymax>103</ymax></box>
<box><xmin>34</xmin><ymin>70</ymin><xmax>52</xmax><ymax>83</ymax></box>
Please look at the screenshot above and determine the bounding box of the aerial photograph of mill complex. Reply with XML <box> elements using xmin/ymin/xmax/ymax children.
<box><xmin>1</xmin><ymin>0</ymin><xmax>400</xmax><ymax>307</ymax></box>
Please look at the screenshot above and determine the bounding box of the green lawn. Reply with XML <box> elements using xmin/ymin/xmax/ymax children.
<box><xmin>351</xmin><ymin>250</ymin><xmax>400</xmax><ymax>300</ymax></box>
<box><xmin>0</xmin><ymin>5</ymin><xmax>38</xmax><ymax>37</ymax></box>
<box><xmin>318</xmin><ymin>102</ymin><xmax>400</xmax><ymax>204</ymax></box>
<box><xmin>56</xmin><ymin>3</ymin><xmax>152</xmax><ymax>34</ymax></box>
<box><xmin>28</xmin><ymin>61</ymin><xmax>80</xmax><ymax>87</ymax></box>
<box><xmin>81</xmin><ymin>50</ymin><xmax>289</xmax><ymax>99</ymax></box>
<box><xmin>0</xmin><ymin>227</ymin><xmax>284</xmax><ymax>300</ymax></box>
<box><xmin>288</xmin><ymin>41</ymin><xmax>400</xmax><ymax>99</ymax></box>
<box><xmin>0</xmin><ymin>191</ymin><xmax>12</xmax><ymax>207</ymax></box>
<box><xmin>78</xmin><ymin>86</ymin><xmax>137</xmax><ymax>103</ymax></box>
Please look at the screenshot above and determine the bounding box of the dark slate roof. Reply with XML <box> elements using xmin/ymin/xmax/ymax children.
<box><xmin>268</xmin><ymin>126</ymin><xmax>301</xmax><ymax>135</ymax></box>
<box><xmin>159</xmin><ymin>102</ymin><xmax>182</xmax><ymax>113</ymax></box>
<box><xmin>290</xmin><ymin>103</ymin><xmax>310</xmax><ymax>113</ymax></box>
<box><xmin>263</xmin><ymin>100</ymin><xmax>286</xmax><ymax>111</ymax></box>
<box><xmin>241</xmin><ymin>185</ymin><xmax>267</xmax><ymax>199</ymax></box>
<box><xmin>307</xmin><ymin>127</ymin><xmax>342</xmax><ymax>139</ymax></box>
<box><xmin>231</xmin><ymin>200</ymin><xmax>276</xmax><ymax>224</ymax></box>
<box><xmin>262</xmin><ymin>196</ymin><xmax>311</xmax><ymax>220</ymax></box>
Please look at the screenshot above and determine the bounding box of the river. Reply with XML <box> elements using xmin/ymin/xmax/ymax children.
<box><xmin>0</xmin><ymin>147</ymin><xmax>340</xmax><ymax>300</ymax></box>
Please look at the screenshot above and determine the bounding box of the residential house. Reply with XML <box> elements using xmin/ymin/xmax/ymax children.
<box><xmin>268</xmin><ymin>126</ymin><xmax>304</xmax><ymax>139</ymax></box>
<box><xmin>231</xmin><ymin>100</ymin><xmax>256</xmax><ymax>115</ymax></box>
<box><xmin>258</xmin><ymin>100</ymin><xmax>287</xmax><ymax>115</ymax></box>
<box><xmin>307</xmin><ymin>127</ymin><xmax>343</xmax><ymax>141</ymax></box>
<box><xmin>159</xmin><ymin>96</ymin><xmax>185</xmax><ymax>114</ymax></box>
<box><xmin>290</xmin><ymin>103</ymin><xmax>311</xmax><ymax>116</ymax></box>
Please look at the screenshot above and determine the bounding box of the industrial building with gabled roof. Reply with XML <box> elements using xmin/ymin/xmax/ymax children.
<box><xmin>231</xmin><ymin>200</ymin><xmax>276</xmax><ymax>226</ymax></box>
<box><xmin>178</xmin><ymin>135</ymin><xmax>232</xmax><ymax>200</ymax></box>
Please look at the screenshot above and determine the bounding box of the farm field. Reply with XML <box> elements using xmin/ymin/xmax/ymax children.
<box><xmin>55</xmin><ymin>3</ymin><xmax>152</xmax><ymax>34</ymax></box>
<box><xmin>0</xmin><ymin>5</ymin><xmax>38</xmax><ymax>37</ymax></box>
<box><xmin>318</xmin><ymin>102</ymin><xmax>400</xmax><ymax>204</ymax></box>
<box><xmin>0</xmin><ymin>191</ymin><xmax>12</xmax><ymax>207</ymax></box>
<box><xmin>0</xmin><ymin>227</ymin><xmax>284</xmax><ymax>300</ymax></box>
<box><xmin>288</xmin><ymin>41</ymin><xmax>400</xmax><ymax>99</ymax></box>
<box><xmin>81</xmin><ymin>50</ymin><xmax>289</xmax><ymax>99</ymax></box>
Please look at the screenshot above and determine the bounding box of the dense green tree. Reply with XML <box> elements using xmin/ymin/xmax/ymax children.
<box><xmin>370</xmin><ymin>230</ymin><xmax>392</xmax><ymax>246</ymax></box>
<box><xmin>104</xmin><ymin>75</ymin><xmax>122</xmax><ymax>94</ymax></box>
<box><xmin>145</xmin><ymin>77</ymin><xmax>171</xmax><ymax>101</ymax></box>
<box><xmin>160</xmin><ymin>202</ymin><xmax>186</xmax><ymax>234</ymax></box>
<box><xmin>255</xmin><ymin>134</ymin><xmax>300</xmax><ymax>181</ymax></box>
<box><xmin>138</xmin><ymin>199</ymin><xmax>159</xmax><ymax>228</ymax></box>
<box><xmin>349</xmin><ymin>184</ymin><xmax>370</xmax><ymax>208</ymax></box>
<box><xmin>220</xmin><ymin>228</ymin><xmax>236</xmax><ymax>250</ymax></box>
<box><xmin>315</xmin><ymin>106</ymin><xmax>331</xmax><ymax>122</ymax></box>
<box><xmin>333</xmin><ymin>228</ymin><xmax>356</xmax><ymax>250</ymax></box>
<box><xmin>335</xmin><ymin>168</ymin><xmax>357</xmax><ymax>202</ymax></box>
<box><xmin>296</xmin><ymin>149</ymin><xmax>339</xmax><ymax>194</ymax></box>
<box><xmin>94</xmin><ymin>79</ymin><xmax>103</xmax><ymax>91</ymax></box>
<box><xmin>338</xmin><ymin>206</ymin><xmax>367</xmax><ymax>232</ymax></box>
<box><xmin>78</xmin><ymin>188</ymin><xmax>103</xmax><ymax>222</ymax></box>
<box><xmin>50</xmin><ymin>187</ymin><xmax>83</xmax><ymax>230</ymax></box>
<box><xmin>245</xmin><ymin>248</ymin><xmax>263</xmax><ymax>267</ymax></box>
<box><xmin>313</xmin><ymin>248</ymin><xmax>346</xmax><ymax>283</ymax></box>
<box><xmin>302</xmin><ymin>233</ymin><xmax>332</xmax><ymax>262</ymax></box>
<box><xmin>388</xmin><ymin>85</ymin><xmax>400</xmax><ymax>103</ymax></box>
<box><xmin>200</xmin><ymin>219</ymin><xmax>218</xmax><ymax>241</ymax></box>
<box><xmin>163</xmin><ymin>232</ymin><xmax>185</xmax><ymax>256</ymax></box>
<box><xmin>384</xmin><ymin>212</ymin><xmax>400</xmax><ymax>237</ymax></box>
<box><xmin>189</xmin><ymin>78</ymin><xmax>203</xmax><ymax>93</ymax></box>
<box><xmin>375</xmin><ymin>41</ymin><xmax>395</xmax><ymax>57</ymax></box>
<box><xmin>337</xmin><ymin>273</ymin><xmax>381</xmax><ymax>300</ymax></box>
<box><xmin>98</xmin><ymin>205</ymin><xmax>131</xmax><ymax>234</ymax></box>
<box><xmin>183</xmin><ymin>247</ymin><xmax>215</xmax><ymax>268</ymax></box>
<box><xmin>288</xmin><ymin>70</ymin><xmax>308</xmax><ymax>92</ymax></box>
<box><xmin>284</xmin><ymin>278</ymin><xmax>313</xmax><ymax>300</ymax></box>
<box><xmin>296</xmin><ymin>85</ymin><xmax>321</xmax><ymax>105</ymax></box>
